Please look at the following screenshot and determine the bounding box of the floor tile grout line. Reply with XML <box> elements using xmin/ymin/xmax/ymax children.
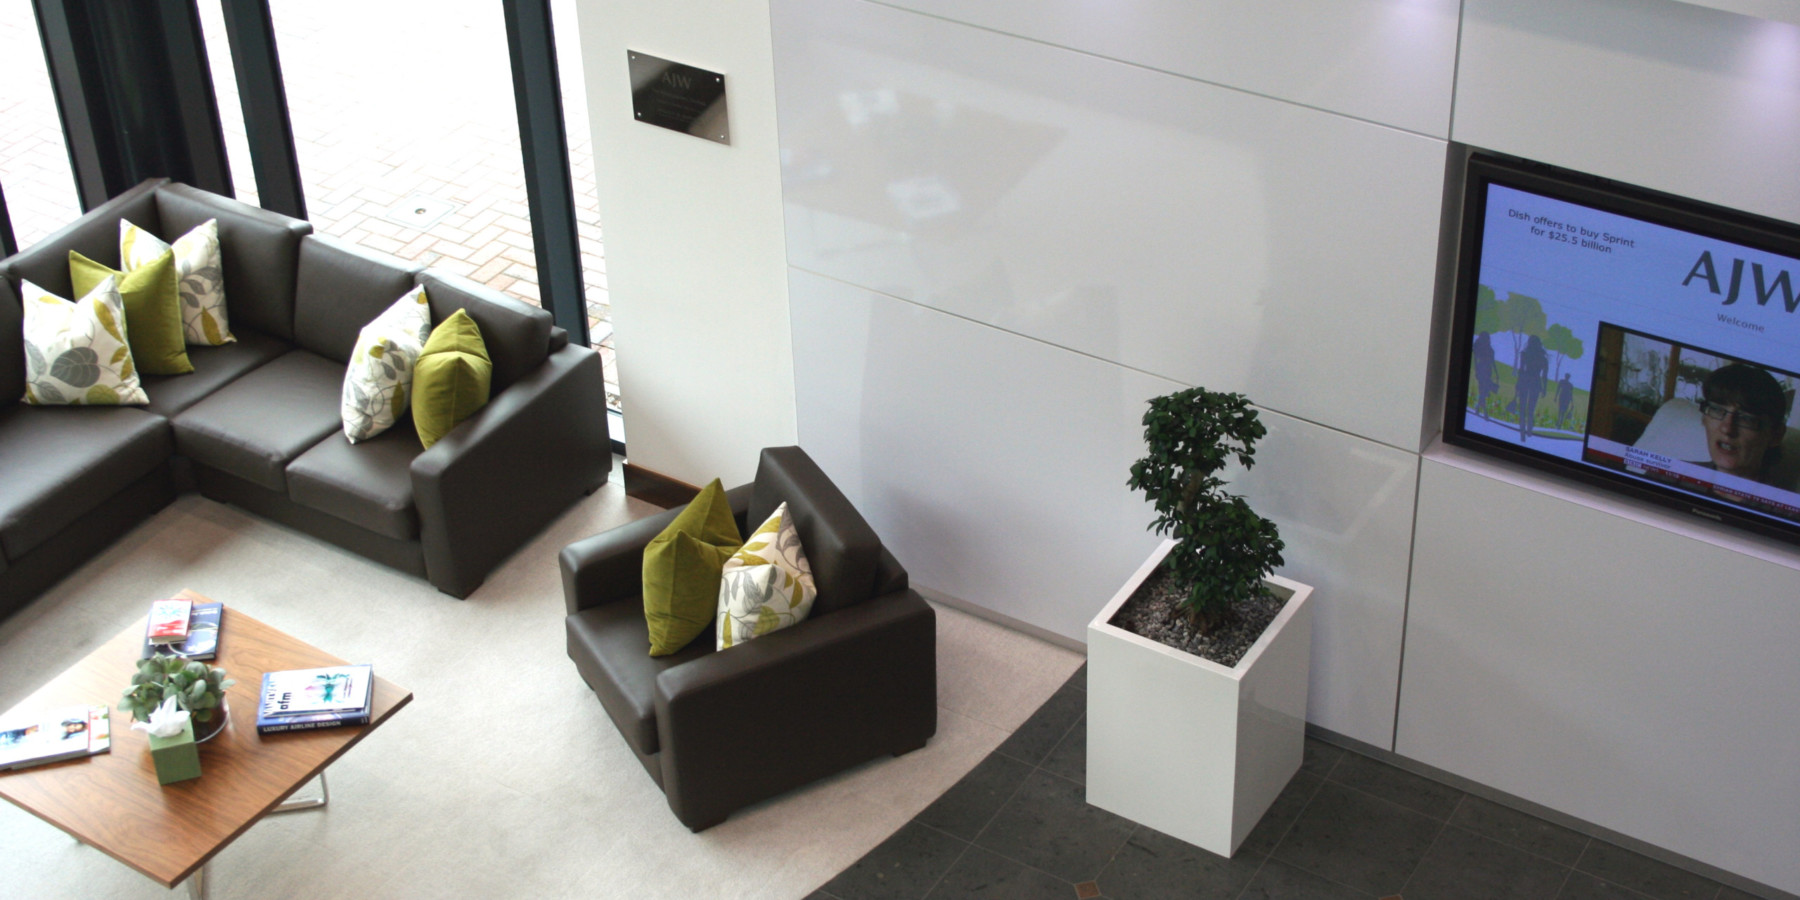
<box><xmin>1433</xmin><ymin>819</ymin><xmax>1593</xmax><ymax>873</ymax></box>
<box><xmin>1395</xmin><ymin>816</ymin><xmax>1453</xmax><ymax>898</ymax></box>
<box><xmin>913</xmin><ymin>821</ymin><xmax>978</xmax><ymax>900</ymax></box>
<box><xmin>1551</xmin><ymin>861</ymin><xmax>1578</xmax><ymax>900</ymax></box>
<box><xmin>1319</xmin><ymin>775</ymin><xmax>1458</xmax><ymax>827</ymax></box>
<box><xmin>1240</xmin><ymin>767</ymin><xmax>1331</xmax><ymax>900</ymax></box>
<box><xmin>928</xmin><ymin>811</ymin><xmax>1082</xmax><ymax>897</ymax></box>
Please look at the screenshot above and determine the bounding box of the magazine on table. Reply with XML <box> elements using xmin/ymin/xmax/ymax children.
<box><xmin>0</xmin><ymin>705</ymin><xmax>110</xmax><ymax>770</ymax></box>
<box><xmin>141</xmin><ymin>602</ymin><xmax>223</xmax><ymax>660</ymax></box>
<box><xmin>259</xmin><ymin>665</ymin><xmax>373</xmax><ymax>718</ymax></box>
<box><xmin>145</xmin><ymin>599</ymin><xmax>192</xmax><ymax>644</ymax></box>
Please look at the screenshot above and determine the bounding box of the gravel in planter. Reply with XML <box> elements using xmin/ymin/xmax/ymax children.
<box><xmin>1108</xmin><ymin>566</ymin><xmax>1290</xmax><ymax>669</ymax></box>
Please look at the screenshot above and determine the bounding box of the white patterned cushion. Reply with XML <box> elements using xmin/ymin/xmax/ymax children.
<box><xmin>121</xmin><ymin>217</ymin><xmax>234</xmax><ymax>346</ymax></box>
<box><xmin>341</xmin><ymin>286</ymin><xmax>433</xmax><ymax>443</ymax></box>
<box><xmin>716</xmin><ymin>502</ymin><xmax>818</xmax><ymax>649</ymax></box>
<box><xmin>20</xmin><ymin>277</ymin><xmax>148</xmax><ymax>406</ymax></box>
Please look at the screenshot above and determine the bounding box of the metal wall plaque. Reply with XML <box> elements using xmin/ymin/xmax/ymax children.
<box><xmin>628</xmin><ymin>51</ymin><xmax>729</xmax><ymax>145</ymax></box>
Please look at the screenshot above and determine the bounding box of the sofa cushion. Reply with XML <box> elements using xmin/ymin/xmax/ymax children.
<box><xmin>154</xmin><ymin>183</ymin><xmax>310</xmax><ymax>342</ymax></box>
<box><xmin>140</xmin><ymin>330</ymin><xmax>289</xmax><ymax>418</ymax></box>
<box><xmin>287</xmin><ymin>419</ymin><xmax>423</xmax><ymax>540</ymax></box>
<box><xmin>172</xmin><ymin>349</ymin><xmax>345</xmax><ymax>493</ymax></box>
<box><xmin>294</xmin><ymin>237</ymin><xmax>422</xmax><ymax>364</ymax></box>
<box><xmin>0</xmin><ymin>179</ymin><xmax>164</xmax><ymax>300</ymax></box>
<box><xmin>416</xmin><ymin>272</ymin><xmax>550</xmax><ymax>394</ymax></box>
<box><xmin>70</xmin><ymin>249</ymin><xmax>192</xmax><ymax>376</ymax></box>
<box><xmin>122</xmin><ymin>217</ymin><xmax>234</xmax><ymax>346</ymax></box>
<box><xmin>644</xmin><ymin>479</ymin><xmax>742</xmax><ymax>656</ymax></box>
<box><xmin>717</xmin><ymin>502</ymin><xmax>817</xmax><ymax>650</ymax></box>
<box><xmin>20</xmin><ymin>278</ymin><xmax>149</xmax><ymax>406</ymax></box>
<box><xmin>411</xmin><ymin>308</ymin><xmax>491</xmax><ymax>449</ymax></box>
<box><xmin>567</xmin><ymin>600</ymin><xmax>716</xmax><ymax>757</ymax></box>
<box><xmin>0</xmin><ymin>405</ymin><xmax>171</xmax><ymax>560</ymax></box>
<box><xmin>341</xmin><ymin>285</ymin><xmax>433</xmax><ymax>443</ymax></box>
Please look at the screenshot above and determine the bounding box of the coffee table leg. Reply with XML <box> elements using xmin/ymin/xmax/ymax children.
<box><xmin>184</xmin><ymin>863</ymin><xmax>207</xmax><ymax>899</ymax></box>
<box><xmin>272</xmin><ymin>771</ymin><xmax>329</xmax><ymax>813</ymax></box>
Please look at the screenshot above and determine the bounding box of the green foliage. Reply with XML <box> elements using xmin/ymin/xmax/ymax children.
<box><xmin>1500</xmin><ymin>292</ymin><xmax>1547</xmax><ymax>340</ymax></box>
<box><xmin>1473</xmin><ymin>285</ymin><xmax>1502</xmax><ymax>335</ymax></box>
<box><xmin>1544</xmin><ymin>323</ymin><xmax>1583</xmax><ymax>362</ymax></box>
<box><xmin>120</xmin><ymin>656</ymin><xmax>235</xmax><ymax>725</ymax></box>
<box><xmin>1127</xmin><ymin>387</ymin><xmax>1285</xmax><ymax>632</ymax></box>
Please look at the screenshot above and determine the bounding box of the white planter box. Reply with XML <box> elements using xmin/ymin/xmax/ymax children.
<box><xmin>1086</xmin><ymin>538</ymin><xmax>1314</xmax><ymax>857</ymax></box>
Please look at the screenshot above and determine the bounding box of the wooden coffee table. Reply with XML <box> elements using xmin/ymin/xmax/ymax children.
<box><xmin>0</xmin><ymin>590</ymin><xmax>411</xmax><ymax>898</ymax></box>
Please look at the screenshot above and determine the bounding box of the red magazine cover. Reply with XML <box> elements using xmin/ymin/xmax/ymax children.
<box><xmin>145</xmin><ymin>599</ymin><xmax>192</xmax><ymax>644</ymax></box>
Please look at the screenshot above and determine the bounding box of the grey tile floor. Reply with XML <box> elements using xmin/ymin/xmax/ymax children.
<box><xmin>812</xmin><ymin>665</ymin><xmax>1758</xmax><ymax>900</ymax></box>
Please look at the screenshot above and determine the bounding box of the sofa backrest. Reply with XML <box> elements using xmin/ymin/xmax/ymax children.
<box><xmin>415</xmin><ymin>271</ymin><xmax>552</xmax><ymax>393</ymax></box>
<box><xmin>0</xmin><ymin>179</ymin><xmax>165</xmax><ymax>299</ymax></box>
<box><xmin>154</xmin><ymin>183</ymin><xmax>310</xmax><ymax>342</ymax></box>
<box><xmin>0</xmin><ymin>278</ymin><xmax>20</xmax><ymax>410</ymax></box>
<box><xmin>749</xmin><ymin>446</ymin><xmax>883</xmax><ymax>618</ymax></box>
<box><xmin>292</xmin><ymin>236</ymin><xmax>423</xmax><ymax>364</ymax></box>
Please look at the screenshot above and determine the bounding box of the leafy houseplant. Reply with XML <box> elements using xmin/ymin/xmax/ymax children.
<box><xmin>1087</xmin><ymin>385</ymin><xmax>1314</xmax><ymax>857</ymax></box>
<box><xmin>121</xmin><ymin>656</ymin><xmax>235</xmax><ymax>739</ymax></box>
<box><xmin>1127</xmin><ymin>386</ymin><xmax>1285</xmax><ymax>633</ymax></box>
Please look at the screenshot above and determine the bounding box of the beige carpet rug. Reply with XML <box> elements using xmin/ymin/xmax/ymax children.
<box><xmin>0</xmin><ymin>474</ymin><xmax>1083</xmax><ymax>899</ymax></box>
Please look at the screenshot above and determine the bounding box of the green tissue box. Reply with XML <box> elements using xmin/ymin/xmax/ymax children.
<box><xmin>147</xmin><ymin>720</ymin><xmax>201</xmax><ymax>785</ymax></box>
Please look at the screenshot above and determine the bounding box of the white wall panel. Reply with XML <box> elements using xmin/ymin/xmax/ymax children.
<box><xmin>878</xmin><ymin>0</ymin><xmax>1460</xmax><ymax>136</ymax></box>
<box><xmin>1457</xmin><ymin>0</ymin><xmax>1800</xmax><ymax>225</ymax></box>
<box><xmin>1236</xmin><ymin>410</ymin><xmax>1417</xmax><ymax>748</ymax></box>
<box><xmin>789</xmin><ymin>269</ymin><xmax>1417</xmax><ymax>745</ymax></box>
<box><xmin>1400</xmin><ymin>454</ymin><xmax>1800</xmax><ymax>894</ymax></box>
<box><xmin>788</xmin><ymin>267</ymin><xmax>1171</xmax><ymax>644</ymax></box>
<box><xmin>576</xmin><ymin>0</ymin><xmax>796</xmax><ymax>486</ymax></box>
<box><xmin>772</xmin><ymin>0</ymin><xmax>1447</xmax><ymax>451</ymax></box>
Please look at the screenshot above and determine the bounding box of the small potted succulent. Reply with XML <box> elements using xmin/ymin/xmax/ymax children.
<box><xmin>1086</xmin><ymin>386</ymin><xmax>1315</xmax><ymax>857</ymax></box>
<box><xmin>122</xmin><ymin>656</ymin><xmax>236</xmax><ymax>743</ymax></box>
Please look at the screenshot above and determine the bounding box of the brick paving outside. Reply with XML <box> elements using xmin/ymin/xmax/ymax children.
<box><xmin>0</xmin><ymin>0</ymin><xmax>619</xmax><ymax>411</ymax></box>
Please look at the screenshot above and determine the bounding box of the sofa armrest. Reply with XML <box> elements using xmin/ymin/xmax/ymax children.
<box><xmin>559</xmin><ymin>480</ymin><xmax>754</xmax><ymax>615</ymax></box>
<box><xmin>653</xmin><ymin>590</ymin><xmax>937</xmax><ymax>829</ymax></box>
<box><xmin>560</xmin><ymin>506</ymin><xmax>677</xmax><ymax>614</ymax></box>
<box><xmin>413</xmin><ymin>344</ymin><xmax>611</xmax><ymax>597</ymax></box>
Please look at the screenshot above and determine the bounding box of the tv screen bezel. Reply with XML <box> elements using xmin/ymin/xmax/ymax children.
<box><xmin>1443</xmin><ymin>153</ymin><xmax>1800</xmax><ymax>547</ymax></box>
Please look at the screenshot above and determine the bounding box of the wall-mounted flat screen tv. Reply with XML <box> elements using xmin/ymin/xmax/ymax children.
<box><xmin>1445</xmin><ymin>154</ymin><xmax>1800</xmax><ymax>544</ymax></box>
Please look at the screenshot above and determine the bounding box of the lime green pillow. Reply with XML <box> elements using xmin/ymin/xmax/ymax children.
<box><xmin>413</xmin><ymin>308</ymin><xmax>492</xmax><ymax>449</ymax></box>
<box><xmin>70</xmin><ymin>249</ymin><xmax>192</xmax><ymax>375</ymax></box>
<box><xmin>643</xmin><ymin>479</ymin><xmax>742</xmax><ymax>656</ymax></box>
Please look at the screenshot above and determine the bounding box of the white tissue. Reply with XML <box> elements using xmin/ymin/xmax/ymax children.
<box><xmin>130</xmin><ymin>695</ymin><xmax>191</xmax><ymax>738</ymax></box>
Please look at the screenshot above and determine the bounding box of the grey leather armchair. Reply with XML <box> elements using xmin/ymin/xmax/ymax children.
<box><xmin>560</xmin><ymin>446</ymin><xmax>937</xmax><ymax>831</ymax></box>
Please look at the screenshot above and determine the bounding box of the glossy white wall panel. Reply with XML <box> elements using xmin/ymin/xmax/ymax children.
<box><xmin>879</xmin><ymin>0</ymin><xmax>1460</xmax><ymax>136</ymax></box>
<box><xmin>1237</xmin><ymin>408</ymin><xmax>1417</xmax><ymax>748</ymax></box>
<box><xmin>1672</xmin><ymin>0</ymin><xmax>1800</xmax><ymax>27</ymax></box>
<box><xmin>772</xmin><ymin>0</ymin><xmax>1447</xmax><ymax>451</ymax></box>
<box><xmin>1400</xmin><ymin>456</ymin><xmax>1800</xmax><ymax>894</ymax></box>
<box><xmin>789</xmin><ymin>269</ymin><xmax>1416</xmax><ymax>745</ymax></box>
<box><xmin>789</xmin><ymin>267</ymin><xmax>1172</xmax><ymax>644</ymax></box>
<box><xmin>1457</xmin><ymin>0</ymin><xmax>1800</xmax><ymax>225</ymax></box>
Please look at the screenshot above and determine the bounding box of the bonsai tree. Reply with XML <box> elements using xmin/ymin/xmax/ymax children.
<box><xmin>121</xmin><ymin>656</ymin><xmax>234</xmax><ymax>726</ymax></box>
<box><xmin>1127</xmin><ymin>386</ymin><xmax>1285</xmax><ymax>633</ymax></box>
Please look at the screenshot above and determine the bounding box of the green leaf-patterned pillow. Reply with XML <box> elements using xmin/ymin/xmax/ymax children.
<box><xmin>19</xmin><ymin>277</ymin><xmax>149</xmax><ymax>406</ymax></box>
<box><xmin>716</xmin><ymin>502</ymin><xmax>817</xmax><ymax>650</ymax></box>
<box><xmin>121</xmin><ymin>218</ymin><xmax>235</xmax><ymax>346</ymax></box>
<box><xmin>340</xmin><ymin>285</ymin><xmax>433</xmax><ymax>443</ymax></box>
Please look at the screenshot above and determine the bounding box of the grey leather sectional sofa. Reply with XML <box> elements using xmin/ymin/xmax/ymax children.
<box><xmin>0</xmin><ymin>179</ymin><xmax>611</xmax><ymax>619</ymax></box>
